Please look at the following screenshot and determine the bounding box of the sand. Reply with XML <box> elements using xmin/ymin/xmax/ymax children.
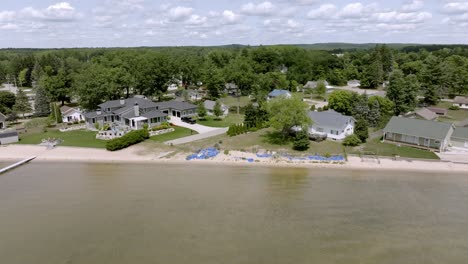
<box><xmin>1</xmin><ymin>144</ymin><xmax>468</xmax><ymax>173</ymax></box>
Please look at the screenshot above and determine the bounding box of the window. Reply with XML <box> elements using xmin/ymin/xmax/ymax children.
<box><xmin>104</xmin><ymin>116</ymin><xmax>107</xmax><ymax>122</ymax></box>
<box><xmin>107</xmin><ymin>108</ymin><xmax>111</xmax><ymax>112</ymax></box>
<box><xmin>92</xmin><ymin>118</ymin><xmax>96</xmax><ymax>123</ymax></box>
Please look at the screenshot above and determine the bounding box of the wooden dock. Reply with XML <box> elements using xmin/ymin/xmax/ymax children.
<box><xmin>0</xmin><ymin>156</ymin><xmax>36</xmax><ymax>174</ymax></box>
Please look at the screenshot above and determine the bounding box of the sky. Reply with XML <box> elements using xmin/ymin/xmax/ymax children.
<box><xmin>0</xmin><ymin>0</ymin><xmax>467</xmax><ymax>48</ymax></box>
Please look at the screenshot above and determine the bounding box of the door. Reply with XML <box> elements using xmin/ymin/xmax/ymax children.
<box><xmin>424</xmin><ymin>138</ymin><xmax>430</xmax><ymax>147</ymax></box>
<box><xmin>177</xmin><ymin>111</ymin><xmax>181</xmax><ymax>118</ymax></box>
<box><xmin>172</xmin><ymin>110</ymin><xmax>176</xmax><ymax>116</ymax></box>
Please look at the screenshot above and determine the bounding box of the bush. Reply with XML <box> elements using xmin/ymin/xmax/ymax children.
<box><xmin>227</xmin><ymin>124</ymin><xmax>249</xmax><ymax>137</ymax></box>
<box><xmin>310</xmin><ymin>105</ymin><xmax>316</xmax><ymax>111</ymax></box>
<box><xmin>342</xmin><ymin>134</ymin><xmax>362</xmax><ymax>146</ymax></box>
<box><xmin>293</xmin><ymin>131</ymin><xmax>310</xmax><ymax>151</ymax></box>
<box><xmin>106</xmin><ymin>129</ymin><xmax>150</xmax><ymax>151</ymax></box>
<box><xmin>79</xmin><ymin>120</ymin><xmax>85</xmax><ymax>123</ymax></box>
<box><xmin>73</xmin><ymin>120</ymin><xmax>79</xmax><ymax>124</ymax></box>
<box><xmin>152</xmin><ymin>122</ymin><xmax>171</xmax><ymax>131</ymax></box>
<box><xmin>449</xmin><ymin>105</ymin><xmax>460</xmax><ymax>110</ymax></box>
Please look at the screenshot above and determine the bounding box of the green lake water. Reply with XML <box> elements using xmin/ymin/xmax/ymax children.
<box><xmin>1</xmin><ymin>162</ymin><xmax>468</xmax><ymax>264</ymax></box>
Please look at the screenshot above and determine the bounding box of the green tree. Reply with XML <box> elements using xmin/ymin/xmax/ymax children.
<box><xmin>367</xmin><ymin>98</ymin><xmax>381</xmax><ymax>127</ymax></box>
<box><xmin>328</xmin><ymin>90</ymin><xmax>355</xmax><ymax>115</ymax></box>
<box><xmin>198</xmin><ymin>102</ymin><xmax>207</xmax><ymax>120</ymax></box>
<box><xmin>34</xmin><ymin>86</ymin><xmax>50</xmax><ymax>117</ymax></box>
<box><xmin>386</xmin><ymin>70</ymin><xmax>418</xmax><ymax>115</ymax></box>
<box><xmin>0</xmin><ymin>91</ymin><xmax>16</xmax><ymax>113</ymax></box>
<box><xmin>18</xmin><ymin>68</ymin><xmax>29</xmax><ymax>87</ymax></box>
<box><xmin>316</xmin><ymin>80</ymin><xmax>327</xmax><ymax>98</ymax></box>
<box><xmin>343</xmin><ymin>134</ymin><xmax>361</xmax><ymax>146</ymax></box>
<box><xmin>12</xmin><ymin>88</ymin><xmax>32</xmax><ymax>117</ymax></box>
<box><xmin>352</xmin><ymin>93</ymin><xmax>369</xmax><ymax>121</ymax></box>
<box><xmin>354</xmin><ymin>119</ymin><xmax>369</xmax><ymax>143</ymax></box>
<box><xmin>213</xmin><ymin>101</ymin><xmax>223</xmax><ymax>119</ymax></box>
<box><xmin>244</xmin><ymin>103</ymin><xmax>269</xmax><ymax>129</ymax></box>
<box><xmin>293</xmin><ymin>130</ymin><xmax>310</xmax><ymax>151</ymax></box>
<box><xmin>267</xmin><ymin>95</ymin><xmax>312</xmax><ymax>136</ymax></box>
<box><xmin>41</xmin><ymin>68</ymin><xmax>72</xmax><ymax>105</ymax></box>
<box><xmin>206</xmin><ymin>68</ymin><xmax>225</xmax><ymax>99</ymax></box>
<box><xmin>328</xmin><ymin>69</ymin><xmax>347</xmax><ymax>86</ymax></box>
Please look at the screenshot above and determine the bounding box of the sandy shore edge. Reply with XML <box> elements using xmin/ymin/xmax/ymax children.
<box><xmin>1</xmin><ymin>144</ymin><xmax>468</xmax><ymax>173</ymax></box>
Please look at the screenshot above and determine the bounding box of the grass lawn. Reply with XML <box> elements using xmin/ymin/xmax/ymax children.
<box><xmin>197</xmin><ymin>114</ymin><xmax>244</xmax><ymax>127</ymax></box>
<box><xmin>219</xmin><ymin>96</ymin><xmax>252</xmax><ymax>108</ymax></box>
<box><xmin>149</xmin><ymin>127</ymin><xmax>197</xmax><ymax>142</ymax></box>
<box><xmin>18</xmin><ymin>129</ymin><xmax>107</xmax><ymax>149</ymax></box>
<box><xmin>435</xmin><ymin>102</ymin><xmax>468</xmax><ymax>123</ymax></box>
<box><xmin>350</xmin><ymin>138</ymin><xmax>440</xmax><ymax>160</ymax></box>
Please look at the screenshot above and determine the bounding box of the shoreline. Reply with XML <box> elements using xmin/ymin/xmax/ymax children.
<box><xmin>1</xmin><ymin>144</ymin><xmax>468</xmax><ymax>173</ymax></box>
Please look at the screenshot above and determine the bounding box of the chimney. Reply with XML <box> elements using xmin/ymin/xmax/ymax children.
<box><xmin>134</xmin><ymin>103</ymin><xmax>139</xmax><ymax>117</ymax></box>
<box><xmin>120</xmin><ymin>98</ymin><xmax>125</xmax><ymax>105</ymax></box>
<box><xmin>96</xmin><ymin>108</ymin><xmax>102</xmax><ymax>115</ymax></box>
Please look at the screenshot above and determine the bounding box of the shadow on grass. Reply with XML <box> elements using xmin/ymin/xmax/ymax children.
<box><xmin>261</xmin><ymin>131</ymin><xmax>291</xmax><ymax>146</ymax></box>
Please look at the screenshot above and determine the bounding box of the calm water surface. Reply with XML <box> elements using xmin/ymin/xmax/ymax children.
<box><xmin>1</xmin><ymin>162</ymin><xmax>468</xmax><ymax>264</ymax></box>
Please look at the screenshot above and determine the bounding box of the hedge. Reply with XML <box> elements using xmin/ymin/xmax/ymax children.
<box><xmin>106</xmin><ymin>129</ymin><xmax>149</xmax><ymax>151</ymax></box>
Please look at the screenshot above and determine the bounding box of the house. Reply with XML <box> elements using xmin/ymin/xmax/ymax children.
<box><xmin>155</xmin><ymin>100</ymin><xmax>198</xmax><ymax>118</ymax></box>
<box><xmin>167</xmin><ymin>84</ymin><xmax>179</xmax><ymax>91</ymax></box>
<box><xmin>458</xmin><ymin>118</ymin><xmax>468</xmax><ymax>127</ymax></box>
<box><xmin>347</xmin><ymin>80</ymin><xmax>360</xmax><ymax>87</ymax></box>
<box><xmin>427</xmin><ymin>107</ymin><xmax>448</xmax><ymax>116</ymax></box>
<box><xmin>404</xmin><ymin>108</ymin><xmax>438</xmax><ymax>121</ymax></box>
<box><xmin>0</xmin><ymin>130</ymin><xmax>19</xmax><ymax>145</ymax></box>
<box><xmin>267</xmin><ymin>89</ymin><xmax>292</xmax><ymax>100</ymax></box>
<box><xmin>60</xmin><ymin>106</ymin><xmax>84</xmax><ymax>123</ymax></box>
<box><xmin>84</xmin><ymin>97</ymin><xmax>168</xmax><ymax>130</ymax></box>
<box><xmin>451</xmin><ymin>127</ymin><xmax>468</xmax><ymax>149</ymax></box>
<box><xmin>383</xmin><ymin>116</ymin><xmax>454</xmax><ymax>152</ymax></box>
<box><xmin>453</xmin><ymin>96</ymin><xmax>468</xmax><ymax>109</ymax></box>
<box><xmin>225</xmin><ymin>83</ymin><xmax>238</xmax><ymax>95</ymax></box>
<box><xmin>303</xmin><ymin>81</ymin><xmax>330</xmax><ymax>89</ymax></box>
<box><xmin>0</xmin><ymin>112</ymin><xmax>6</xmax><ymax>130</ymax></box>
<box><xmin>307</xmin><ymin>110</ymin><xmax>355</xmax><ymax>140</ymax></box>
<box><xmin>204</xmin><ymin>100</ymin><xmax>229</xmax><ymax>116</ymax></box>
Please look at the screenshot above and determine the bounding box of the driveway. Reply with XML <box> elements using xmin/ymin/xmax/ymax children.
<box><xmin>170</xmin><ymin>117</ymin><xmax>221</xmax><ymax>134</ymax></box>
<box><xmin>438</xmin><ymin>148</ymin><xmax>468</xmax><ymax>163</ymax></box>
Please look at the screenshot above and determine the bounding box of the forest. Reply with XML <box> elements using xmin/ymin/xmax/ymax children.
<box><xmin>0</xmin><ymin>44</ymin><xmax>467</xmax><ymax>114</ymax></box>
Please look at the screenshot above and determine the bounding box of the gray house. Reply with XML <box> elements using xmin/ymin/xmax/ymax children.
<box><xmin>304</xmin><ymin>80</ymin><xmax>330</xmax><ymax>89</ymax></box>
<box><xmin>0</xmin><ymin>131</ymin><xmax>19</xmax><ymax>145</ymax></box>
<box><xmin>307</xmin><ymin>110</ymin><xmax>355</xmax><ymax>140</ymax></box>
<box><xmin>451</xmin><ymin>127</ymin><xmax>468</xmax><ymax>149</ymax></box>
<box><xmin>404</xmin><ymin>108</ymin><xmax>438</xmax><ymax>121</ymax></box>
<box><xmin>383</xmin><ymin>116</ymin><xmax>454</xmax><ymax>152</ymax></box>
<box><xmin>0</xmin><ymin>112</ymin><xmax>6</xmax><ymax>130</ymax></box>
<box><xmin>84</xmin><ymin>97</ymin><xmax>168</xmax><ymax>130</ymax></box>
<box><xmin>155</xmin><ymin>101</ymin><xmax>198</xmax><ymax>118</ymax></box>
<box><xmin>204</xmin><ymin>100</ymin><xmax>229</xmax><ymax>116</ymax></box>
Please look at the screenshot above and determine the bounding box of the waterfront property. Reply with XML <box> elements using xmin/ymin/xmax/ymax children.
<box><xmin>307</xmin><ymin>110</ymin><xmax>355</xmax><ymax>140</ymax></box>
<box><xmin>267</xmin><ymin>89</ymin><xmax>292</xmax><ymax>100</ymax></box>
<box><xmin>60</xmin><ymin>106</ymin><xmax>84</xmax><ymax>123</ymax></box>
<box><xmin>84</xmin><ymin>97</ymin><xmax>168</xmax><ymax>130</ymax></box>
<box><xmin>404</xmin><ymin>107</ymin><xmax>438</xmax><ymax>121</ymax></box>
<box><xmin>451</xmin><ymin>127</ymin><xmax>468</xmax><ymax>149</ymax></box>
<box><xmin>155</xmin><ymin>100</ymin><xmax>198</xmax><ymax>118</ymax></box>
<box><xmin>204</xmin><ymin>100</ymin><xmax>229</xmax><ymax>116</ymax></box>
<box><xmin>427</xmin><ymin>107</ymin><xmax>448</xmax><ymax>116</ymax></box>
<box><xmin>0</xmin><ymin>112</ymin><xmax>6</xmax><ymax>130</ymax></box>
<box><xmin>303</xmin><ymin>80</ymin><xmax>330</xmax><ymax>89</ymax></box>
<box><xmin>453</xmin><ymin>96</ymin><xmax>468</xmax><ymax>109</ymax></box>
<box><xmin>0</xmin><ymin>130</ymin><xmax>19</xmax><ymax>145</ymax></box>
<box><xmin>383</xmin><ymin>116</ymin><xmax>454</xmax><ymax>152</ymax></box>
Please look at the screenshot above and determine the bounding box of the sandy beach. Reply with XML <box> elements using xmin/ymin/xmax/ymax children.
<box><xmin>1</xmin><ymin>144</ymin><xmax>468</xmax><ymax>173</ymax></box>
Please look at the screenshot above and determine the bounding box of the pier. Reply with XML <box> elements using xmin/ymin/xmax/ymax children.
<box><xmin>0</xmin><ymin>156</ymin><xmax>36</xmax><ymax>174</ymax></box>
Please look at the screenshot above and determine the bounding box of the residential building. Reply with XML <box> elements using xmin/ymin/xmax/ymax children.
<box><xmin>267</xmin><ymin>89</ymin><xmax>292</xmax><ymax>100</ymax></box>
<box><xmin>0</xmin><ymin>112</ymin><xmax>6</xmax><ymax>130</ymax></box>
<box><xmin>225</xmin><ymin>83</ymin><xmax>238</xmax><ymax>95</ymax></box>
<box><xmin>84</xmin><ymin>97</ymin><xmax>168</xmax><ymax>130</ymax></box>
<box><xmin>155</xmin><ymin>101</ymin><xmax>198</xmax><ymax>118</ymax></box>
<box><xmin>307</xmin><ymin>110</ymin><xmax>355</xmax><ymax>140</ymax></box>
<box><xmin>60</xmin><ymin>106</ymin><xmax>84</xmax><ymax>123</ymax></box>
<box><xmin>347</xmin><ymin>80</ymin><xmax>360</xmax><ymax>87</ymax></box>
<box><xmin>451</xmin><ymin>127</ymin><xmax>468</xmax><ymax>149</ymax></box>
<box><xmin>427</xmin><ymin>107</ymin><xmax>448</xmax><ymax>116</ymax></box>
<box><xmin>0</xmin><ymin>131</ymin><xmax>19</xmax><ymax>145</ymax></box>
<box><xmin>453</xmin><ymin>96</ymin><xmax>468</xmax><ymax>109</ymax></box>
<box><xmin>204</xmin><ymin>100</ymin><xmax>229</xmax><ymax>116</ymax></box>
<box><xmin>404</xmin><ymin>108</ymin><xmax>438</xmax><ymax>121</ymax></box>
<box><xmin>458</xmin><ymin>118</ymin><xmax>468</xmax><ymax>127</ymax></box>
<box><xmin>383</xmin><ymin>116</ymin><xmax>454</xmax><ymax>152</ymax></box>
<box><xmin>303</xmin><ymin>81</ymin><xmax>330</xmax><ymax>89</ymax></box>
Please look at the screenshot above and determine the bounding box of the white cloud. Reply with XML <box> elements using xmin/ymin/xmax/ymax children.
<box><xmin>20</xmin><ymin>2</ymin><xmax>82</xmax><ymax>22</ymax></box>
<box><xmin>338</xmin><ymin>3</ymin><xmax>365</xmax><ymax>18</ymax></box>
<box><xmin>241</xmin><ymin>1</ymin><xmax>276</xmax><ymax>16</ymax></box>
<box><xmin>402</xmin><ymin>0</ymin><xmax>424</xmax><ymax>12</ymax></box>
<box><xmin>307</xmin><ymin>4</ymin><xmax>337</xmax><ymax>19</ymax></box>
<box><xmin>168</xmin><ymin>6</ymin><xmax>194</xmax><ymax>21</ymax></box>
<box><xmin>373</xmin><ymin>11</ymin><xmax>432</xmax><ymax>23</ymax></box>
<box><xmin>0</xmin><ymin>23</ymin><xmax>19</xmax><ymax>30</ymax></box>
<box><xmin>186</xmin><ymin>14</ymin><xmax>208</xmax><ymax>25</ymax></box>
<box><xmin>222</xmin><ymin>10</ymin><xmax>241</xmax><ymax>24</ymax></box>
<box><xmin>0</xmin><ymin>11</ymin><xmax>15</xmax><ymax>22</ymax></box>
<box><xmin>443</xmin><ymin>2</ymin><xmax>468</xmax><ymax>13</ymax></box>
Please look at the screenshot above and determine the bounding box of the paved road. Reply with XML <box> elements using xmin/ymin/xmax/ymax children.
<box><xmin>165</xmin><ymin>127</ymin><xmax>228</xmax><ymax>145</ymax></box>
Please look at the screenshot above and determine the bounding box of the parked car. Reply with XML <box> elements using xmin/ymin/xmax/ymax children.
<box><xmin>181</xmin><ymin>117</ymin><xmax>196</xmax><ymax>124</ymax></box>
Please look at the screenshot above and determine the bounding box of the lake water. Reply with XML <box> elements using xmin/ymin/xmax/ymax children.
<box><xmin>1</xmin><ymin>162</ymin><xmax>468</xmax><ymax>264</ymax></box>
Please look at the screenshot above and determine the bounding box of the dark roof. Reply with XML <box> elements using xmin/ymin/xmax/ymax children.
<box><xmin>405</xmin><ymin>108</ymin><xmax>438</xmax><ymax>121</ymax></box>
<box><xmin>60</xmin><ymin>106</ymin><xmax>80</xmax><ymax>116</ymax></box>
<box><xmin>98</xmin><ymin>97</ymin><xmax>158</xmax><ymax>110</ymax></box>
<box><xmin>308</xmin><ymin>110</ymin><xmax>355</xmax><ymax>130</ymax></box>
<box><xmin>0</xmin><ymin>131</ymin><xmax>18</xmax><ymax>138</ymax></box>
<box><xmin>454</xmin><ymin>96</ymin><xmax>468</xmax><ymax>104</ymax></box>
<box><xmin>84</xmin><ymin>110</ymin><xmax>112</xmax><ymax>119</ymax></box>
<box><xmin>452</xmin><ymin>127</ymin><xmax>468</xmax><ymax>140</ymax></box>
<box><xmin>155</xmin><ymin>100</ymin><xmax>197</xmax><ymax>111</ymax></box>
<box><xmin>142</xmin><ymin>110</ymin><xmax>168</xmax><ymax>119</ymax></box>
<box><xmin>0</xmin><ymin>112</ymin><xmax>5</xmax><ymax>122</ymax></box>
<box><xmin>384</xmin><ymin>116</ymin><xmax>453</xmax><ymax>140</ymax></box>
<box><xmin>427</xmin><ymin>107</ymin><xmax>448</xmax><ymax>115</ymax></box>
<box><xmin>268</xmin><ymin>89</ymin><xmax>291</xmax><ymax>97</ymax></box>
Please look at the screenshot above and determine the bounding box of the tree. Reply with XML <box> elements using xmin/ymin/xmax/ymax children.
<box><xmin>343</xmin><ymin>134</ymin><xmax>361</xmax><ymax>146</ymax></box>
<box><xmin>316</xmin><ymin>80</ymin><xmax>327</xmax><ymax>98</ymax></box>
<box><xmin>244</xmin><ymin>103</ymin><xmax>269</xmax><ymax>129</ymax></box>
<box><xmin>0</xmin><ymin>91</ymin><xmax>16</xmax><ymax>113</ymax></box>
<box><xmin>328</xmin><ymin>90</ymin><xmax>355</xmax><ymax>115</ymax></box>
<box><xmin>34</xmin><ymin>86</ymin><xmax>50</xmax><ymax>117</ymax></box>
<box><xmin>352</xmin><ymin>93</ymin><xmax>369</xmax><ymax>121</ymax></box>
<box><xmin>367</xmin><ymin>98</ymin><xmax>381</xmax><ymax>127</ymax></box>
<box><xmin>386</xmin><ymin>70</ymin><xmax>418</xmax><ymax>115</ymax></box>
<box><xmin>293</xmin><ymin>130</ymin><xmax>310</xmax><ymax>151</ymax></box>
<box><xmin>41</xmin><ymin>68</ymin><xmax>72</xmax><ymax>105</ymax></box>
<box><xmin>328</xmin><ymin>69</ymin><xmax>347</xmax><ymax>86</ymax></box>
<box><xmin>12</xmin><ymin>88</ymin><xmax>32</xmax><ymax>117</ymax></box>
<box><xmin>354</xmin><ymin>119</ymin><xmax>369</xmax><ymax>143</ymax></box>
<box><xmin>267</xmin><ymin>95</ymin><xmax>312</xmax><ymax>136</ymax></box>
<box><xmin>213</xmin><ymin>101</ymin><xmax>223</xmax><ymax>119</ymax></box>
<box><xmin>18</xmin><ymin>68</ymin><xmax>29</xmax><ymax>87</ymax></box>
<box><xmin>206</xmin><ymin>68</ymin><xmax>225</xmax><ymax>99</ymax></box>
<box><xmin>198</xmin><ymin>102</ymin><xmax>207</xmax><ymax>120</ymax></box>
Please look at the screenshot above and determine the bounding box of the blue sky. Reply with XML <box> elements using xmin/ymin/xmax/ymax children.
<box><xmin>0</xmin><ymin>0</ymin><xmax>467</xmax><ymax>48</ymax></box>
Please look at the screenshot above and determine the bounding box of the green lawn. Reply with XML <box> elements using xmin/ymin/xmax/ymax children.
<box><xmin>18</xmin><ymin>129</ymin><xmax>107</xmax><ymax>148</ymax></box>
<box><xmin>350</xmin><ymin>138</ymin><xmax>440</xmax><ymax>160</ymax></box>
<box><xmin>149</xmin><ymin>127</ymin><xmax>197</xmax><ymax>142</ymax></box>
<box><xmin>219</xmin><ymin>96</ymin><xmax>252</xmax><ymax>108</ymax></box>
<box><xmin>197</xmin><ymin>114</ymin><xmax>244</xmax><ymax>127</ymax></box>
<box><xmin>435</xmin><ymin>102</ymin><xmax>468</xmax><ymax>123</ymax></box>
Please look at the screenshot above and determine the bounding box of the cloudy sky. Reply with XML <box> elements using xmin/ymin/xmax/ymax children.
<box><xmin>0</xmin><ymin>0</ymin><xmax>467</xmax><ymax>48</ymax></box>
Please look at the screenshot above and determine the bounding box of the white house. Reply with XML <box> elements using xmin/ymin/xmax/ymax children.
<box><xmin>0</xmin><ymin>131</ymin><xmax>19</xmax><ymax>145</ymax></box>
<box><xmin>307</xmin><ymin>110</ymin><xmax>355</xmax><ymax>140</ymax></box>
<box><xmin>60</xmin><ymin>106</ymin><xmax>84</xmax><ymax>123</ymax></box>
<box><xmin>204</xmin><ymin>100</ymin><xmax>229</xmax><ymax>116</ymax></box>
<box><xmin>453</xmin><ymin>96</ymin><xmax>468</xmax><ymax>110</ymax></box>
<box><xmin>267</xmin><ymin>89</ymin><xmax>292</xmax><ymax>100</ymax></box>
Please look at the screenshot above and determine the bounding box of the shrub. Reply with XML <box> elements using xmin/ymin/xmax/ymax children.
<box><xmin>343</xmin><ymin>134</ymin><xmax>362</xmax><ymax>146</ymax></box>
<box><xmin>449</xmin><ymin>105</ymin><xmax>460</xmax><ymax>110</ymax></box>
<box><xmin>73</xmin><ymin>121</ymin><xmax>79</xmax><ymax>124</ymax></box>
<box><xmin>94</xmin><ymin>122</ymin><xmax>100</xmax><ymax>130</ymax></box>
<box><xmin>106</xmin><ymin>129</ymin><xmax>149</xmax><ymax>151</ymax></box>
<box><xmin>310</xmin><ymin>105</ymin><xmax>316</xmax><ymax>111</ymax></box>
<box><xmin>79</xmin><ymin>120</ymin><xmax>85</xmax><ymax>123</ymax></box>
<box><xmin>152</xmin><ymin>122</ymin><xmax>171</xmax><ymax>131</ymax></box>
<box><xmin>293</xmin><ymin>130</ymin><xmax>310</xmax><ymax>151</ymax></box>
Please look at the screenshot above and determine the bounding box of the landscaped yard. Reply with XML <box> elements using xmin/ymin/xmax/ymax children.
<box><xmin>350</xmin><ymin>138</ymin><xmax>440</xmax><ymax>160</ymax></box>
<box><xmin>436</xmin><ymin>102</ymin><xmax>468</xmax><ymax>123</ymax></box>
<box><xmin>18</xmin><ymin>129</ymin><xmax>107</xmax><ymax>148</ymax></box>
<box><xmin>149</xmin><ymin>127</ymin><xmax>197</xmax><ymax>142</ymax></box>
<box><xmin>197</xmin><ymin>114</ymin><xmax>244</xmax><ymax>127</ymax></box>
<box><xmin>219</xmin><ymin>96</ymin><xmax>252</xmax><ymax>108</ymax></box>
